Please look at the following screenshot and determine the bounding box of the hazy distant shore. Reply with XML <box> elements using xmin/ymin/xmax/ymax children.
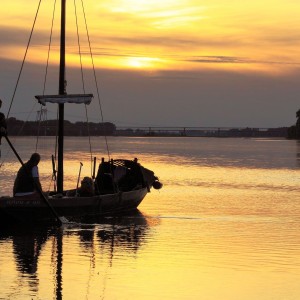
<box><xmin>4</xmin><ymin>117</ymin><xmax>289</xmax><ymax>138</ymax></box>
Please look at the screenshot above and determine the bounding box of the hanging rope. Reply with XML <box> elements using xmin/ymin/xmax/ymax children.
<box><xmin>2</xmin><ymin>0</ymin><xmax>44</xmax><ymax>165</ymax></box>
<box><xmin>7</xmin><ymin>0</ymin><xmax>43</xmax><ymax>119</ymax></box>
<box><xmin>35</xmin><ymin>108</ymin><xmax>43</xmax><ymax>152</ymax></box>
<box><xmin>74</xmin><ymin>0</ymin><xmax>86</xmax><ymax>93</ymax></box>
<box><xmin>36</xmin><ymin>0</ymin><xmax>57</xmax><ymax>152</ymax></box>
<box><xmin>80</xmin><ymin>0</ymin><xmax>111</xmax><ymax>161</ymax></box>
<box><xmin>43</xmin><ymin>0</ymin><xmax>57</xmax><ymax>96</ymax></box>
<box><xmin>55</xmin><ymin>108</ymin><xmax>59</xmax><ymax>162</ymax></box>
<box><xmin>84</xmin><ymin>105</ymin><xmax>93</xmax><ymax>176</ymax></box>
<box><xmin>74</xmin><ymin>0</ymin><xmax>94</xmax><ymax>176</ymax></box>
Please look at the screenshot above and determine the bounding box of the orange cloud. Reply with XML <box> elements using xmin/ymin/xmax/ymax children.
<box><xmin>1</xmin><ymin>1</ymin><xmax>300</xmax><ymax>74</ymax></box>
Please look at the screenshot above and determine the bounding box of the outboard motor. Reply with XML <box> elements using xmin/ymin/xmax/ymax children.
<box><xmin>152</xmin><ymin>180</ymin><xmax>163</xmax><ymax>190</ymax></box>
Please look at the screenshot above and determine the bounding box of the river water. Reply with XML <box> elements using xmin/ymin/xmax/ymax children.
<box><xmin>0</xmin><ymin>136</ymin><xmax>300</xmax><ymax>300</ymax></box>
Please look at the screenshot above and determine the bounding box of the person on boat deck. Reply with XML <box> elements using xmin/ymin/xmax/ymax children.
<box><xmin>78</xmin><ymin>177</ymin><xmax>95</xmax><ymax>197</ymax></box>
<box><xmin>66</xmin><ymin>176</ymin><xmax>95</xmax><ymax>197</ymax></box>
<box><xmin>0</xmin><ymin>99</ymin><xmax>7</xmax><ymax>158</ymax></box>
<box><xmin>13</xmin><ymin>153</ymin><xmax>42</xmax><ymax>197</ymax></box>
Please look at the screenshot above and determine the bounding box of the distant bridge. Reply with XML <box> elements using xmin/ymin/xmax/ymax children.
<box><xmin>115</xmin><ymin>126</ymin><xmax>288</xmax><ymax>138</ymax></box>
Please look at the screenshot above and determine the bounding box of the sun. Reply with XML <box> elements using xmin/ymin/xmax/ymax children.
<box><xmin>126</xmin><ymin>57</ymin><xmax>162</xmax><ymax>69</ymax></box>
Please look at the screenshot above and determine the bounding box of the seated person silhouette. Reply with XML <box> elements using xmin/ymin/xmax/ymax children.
<box><xmin>67</xmin><ymin>177</ymin><xmax>95</xmax><ymax>197</ymax></box>
<box><xmin>13</xmin><ymin>153</ymin><xmax>42</xmax><ymax>197</ymax></box>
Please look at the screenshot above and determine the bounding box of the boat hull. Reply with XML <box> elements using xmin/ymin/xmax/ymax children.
<box><xmin>0</xmin><ymin>187</ymin><xmax>148</xmax><ymax>225</ymax></box>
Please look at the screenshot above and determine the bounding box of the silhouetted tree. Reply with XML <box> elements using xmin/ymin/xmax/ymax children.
<box><xmin>6</xmin><ymin>118</ymin><xmax>116</xmax><ymax>136</ymax></box>
<box><xmin>296</xmin><ymin>109</ymin><xmax>300</xmax><ymax>139</ymax></box>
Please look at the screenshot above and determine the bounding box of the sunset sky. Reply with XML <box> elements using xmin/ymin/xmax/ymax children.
<box><xmin>1</xmin><ymin>0</ymin><xmax>300</xmax><ymax>127</ymax></box>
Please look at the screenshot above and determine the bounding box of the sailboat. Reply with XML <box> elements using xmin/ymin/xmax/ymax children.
<box><xmin>0</xmin><ymin>1</ymin><xmax>162</xmax><ymax>225</ymax></box>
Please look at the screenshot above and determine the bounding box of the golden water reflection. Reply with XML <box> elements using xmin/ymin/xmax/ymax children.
<box><xmin>0</xmin><ymin>137</ymin><xmax>300</xmax><ymax>299</ymax></box>
<box><xmin>0</xmin><ymin>211</ymin><xmax>158</xmax><ymax>299</ymax></box>
<box><xmin>2</xmin><ymin>215</ymin><xmax>299</xmax><ymax>300</ymax></box>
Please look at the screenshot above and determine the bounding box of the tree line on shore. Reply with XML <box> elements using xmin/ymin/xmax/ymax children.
<box><xmin>6</xmin><ymin>117</ymin><xmax>116</xmax><ymax>136</ymax></box>
<box><xmin>287</xmin><ymin>109</ymin><xmax>300</xmax><ymax>139</ymax></box>
<box><xmin>5</xmin><ymin>110</ymin><xmax>300</xmax><ymax>138</ymax></box>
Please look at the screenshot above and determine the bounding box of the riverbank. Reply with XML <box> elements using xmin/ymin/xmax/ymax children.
<box><xmin>5</xmin><ymin>117</ymin><xmax>288</xmax><ymax>138</ymax></box>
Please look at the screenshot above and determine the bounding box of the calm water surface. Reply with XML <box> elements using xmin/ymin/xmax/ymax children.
<box><xmin>0</xmin><ymin>137</ymin><xmax>300</xmax><ymax>300</ymax></box>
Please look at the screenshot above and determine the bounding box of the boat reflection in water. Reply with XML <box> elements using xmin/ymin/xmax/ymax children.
<box><xmin>0</xmin><ymin>210</ymin><xmax>155</xmax><ymax>299</ymax></box>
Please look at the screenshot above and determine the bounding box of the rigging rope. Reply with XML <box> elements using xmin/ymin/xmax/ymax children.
<box><xmin>74</xmin><ymin>0</ymin><xmax>93</xmax><ymax>176</ymax></box>
<box><xmin>36</xmin><ymin>0</ymin><xmax>57</xmax><ymax>152</ymax></box>
<box><xmin>2</xmin><ymin>0</ymin><xmax>44</xmax><ymax>165</ymax></box>
<box><xmin>35</xmin><ymin>107</ymin><xmax>43</xmax><ymax>152</ymax></box>
<box><xmin>7</xmin><ymin>0</ymin><xmax>43</xmax><ymax>119</ymax></box>
<box><xmin>74</xmin><ymin>0</ymin><xmax>86</xmax><ymax>94</ymax></box>
<box><xmin>2</xmin><ymin>0</ymin><xmax>112</xmax><ymax>182</ymax></box>
<box><xmin>43</xmin><ymin>0</ymin><xmax>57</xmax><ymax>96</ymax></box>
<box><xmin>1</xmin><ymin>0</ymin><xmax>57</xmax><ymax>189</ymax></box>
<box><xmin>53</xmin><ymin>108</ymin><xmax>59</xmax><ymax>191</ymax></box>
<box><xmin>80</xmin><ymin>0</ymin><xmax>111</xmax><ymax>161</ymax></box>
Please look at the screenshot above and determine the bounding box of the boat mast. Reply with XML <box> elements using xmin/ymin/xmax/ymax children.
<box><xmin>57</xmin><ymin>0</ymin><xmax>66</xmax><ymax>193</ymax></box>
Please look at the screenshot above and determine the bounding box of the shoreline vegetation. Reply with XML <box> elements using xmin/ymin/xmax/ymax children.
<box><xmin>5</xmin><ymin>117</ymin><xmax>294</xmax><ymax>138</ymax></box>
<box><xmin>288</xmin><ymin>108</ymin><xmax>300</xmax><ymax>139</ymax></box>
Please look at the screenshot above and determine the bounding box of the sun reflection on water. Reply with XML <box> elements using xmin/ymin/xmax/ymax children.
<box><xmin>0</xmin><ymin>137</ymin><xmax>300</xmax><ymax>299</ymax></box>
